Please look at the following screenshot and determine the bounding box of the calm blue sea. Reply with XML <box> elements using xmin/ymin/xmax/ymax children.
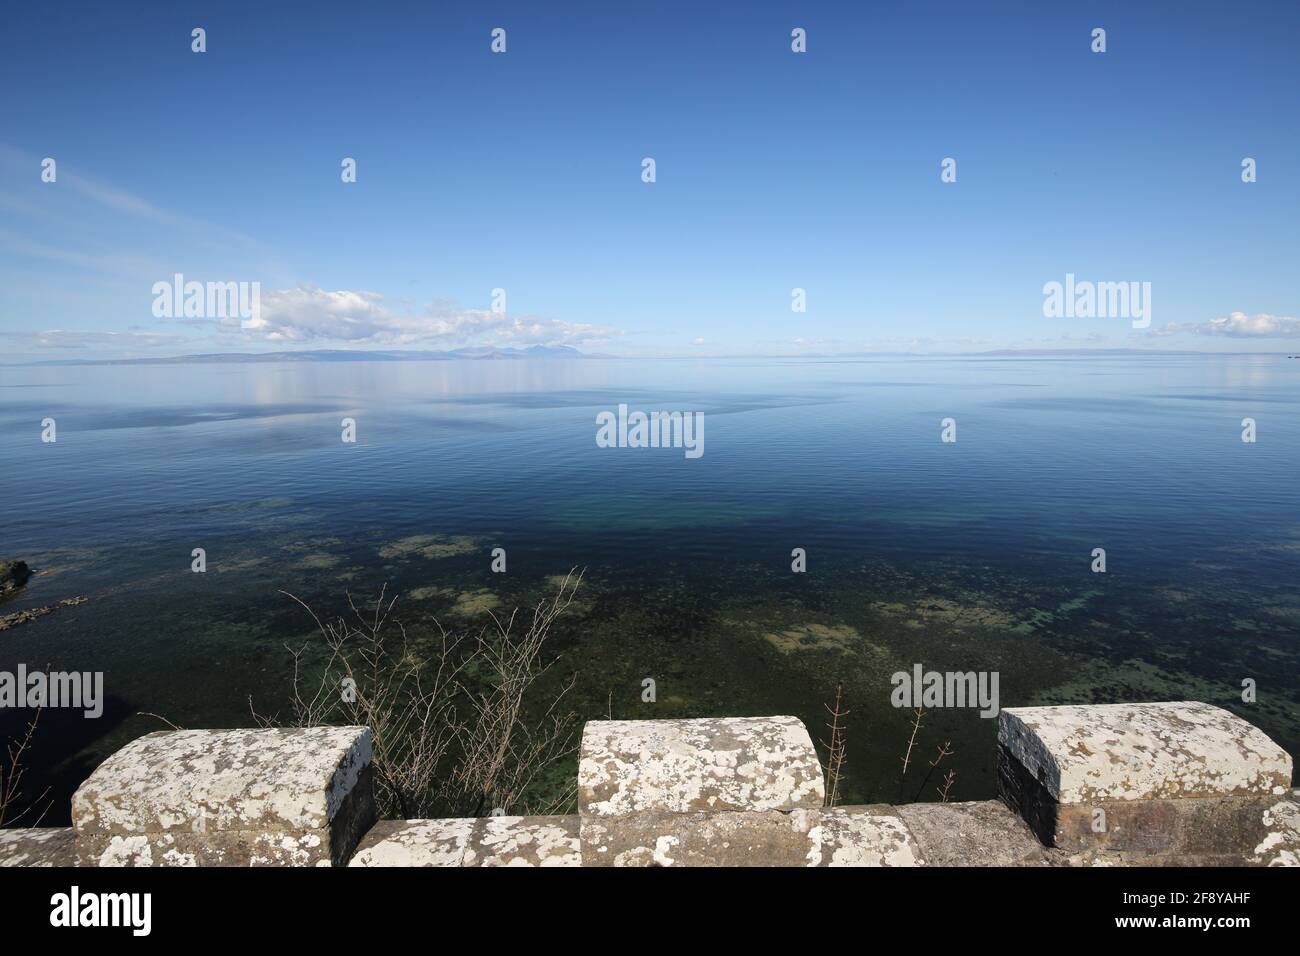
<box><xmin>1</xmin><ymin>354</ymin><xmax>1297</xmax><ymax>819</ymax></box>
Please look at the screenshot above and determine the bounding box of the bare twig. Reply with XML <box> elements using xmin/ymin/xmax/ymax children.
<box><xmin>899</xmin><ymin>707</ymin><xmax>925</xmax><ymax>777</ymax></box>
<box><xmin>820</xmin><ymin>683</ymin><xmax>849</xmax><ymax>808</ymax></box>
<box><xmin>937</xmin><ymin>769</ymin><xmax>957</xmax><ymax>803</ymax></box>
<box><xmin>454</xmin><ymin>571</ymin><xmax>583</xmax><ymax>816</ymax></box>
<box><xmin>137</xmin><ymin>712</ymin><xmax>184</xmax><ymax>731</ymax></box>
<box><xmin>1</xmin><ymin>708</ymin><xmax>50</xmax><ymax>828</ymax></box>
<box><xmin>253</xmin><ymin>570</ymin><xmax>583</xmax><ymax>819</ymax></box>
<box><xmin>911</xmin><ymin>740</ymin><xmax>955</xmax><ymax>802</ymax></box>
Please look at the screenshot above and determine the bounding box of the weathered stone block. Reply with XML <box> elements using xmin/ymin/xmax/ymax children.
<box><xmin>998</xmin><ymin>702</ymin><xmax>1293</xmax><ymax>855</ymax></box>
<box><xmin>896</xmin><ymin>800</ymin><xmax>1052</xmax><ymax>866</ymax></box>
<box><xmin>349</xmin><ymin>815</ymin><xmax>580</xmax><ymax>867</ymax></box>
<box><xmin>579</xmin><ymin>806</ymin><xmax>925</xmax><ymax>868</ymax></box>
<box><xmin>465</xmin><ymin>815</ymin><xmax>581</xmax><ymax>867</ymax></box>
<box><xmin>580</xmin><ymin>805</ymin><xmax>924</xmax><ymax>867</ymax></box>
<box><xmin>72</xmin><ymin>726</ymin><xmax>374</xmax><ymax>866</ymax></box>
<box><xmin>578</xmin><ymin>715</ymin><xmax>824</xmax><ymax>816</ymax></box>
<box><xmin>804</xmin><ymin>807</ymin><xmax>925</xmax><ymax>867</ymax></box>
<box><xmin>1251</xmin><ymin>791</ymin><xmax>1300</xmax><ymax>867</ymax></box>
<box><xmin>1000</xmin><ymin>702</ymin><xmax>1291</xmax><ymax>802</ymax></box>
<box><xmin>349</xmin><ymin>818</ymin><xmax>474</xmax><ymax>867</ymax></box>
<box><xmin>1052</xmin><ymin>791</ymin><xmax>1286</xmax><ymax>859</ymax></box>
<box><xmin>0</xmin><ymin>827</ymin><xmax>76</xmax><ymax>867</ymax></box>
<box><xmin>581</xmin><ymin>808</ymin><xmax>815</xmax><ymax>866</ymax></box>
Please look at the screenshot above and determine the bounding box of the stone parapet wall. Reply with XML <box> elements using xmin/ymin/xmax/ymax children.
<box><xmin>997</xmin><ymin>702</ymin><xmax>1293</xmax><ymax>865</ymax></box>
<box><xmin>1</xmin><ymin>703</ymin><xmax>1296</xmax><ymax>867</ymax></box>
<box><xmin>577</xmin><ymin>715</ymin><xmax>826</xmax><ymax>816</ymax></box>
<box><xmin>350</xmin><ymin>816</ymin><xmax>581</xmax><ymax>867</ymax></box>
<box><xmin>72</xmin><ymin>726</ymin><xmax>375</xmax><ymax>867</ymax></box>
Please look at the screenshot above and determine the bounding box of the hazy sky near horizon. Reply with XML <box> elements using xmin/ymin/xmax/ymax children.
<box><xmin>2</xmin><ymin>0</ymin><xmax>1298</xmax><ymax>359</ymax></box>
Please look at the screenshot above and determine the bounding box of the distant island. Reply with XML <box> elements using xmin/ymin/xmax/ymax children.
<box><xmin>14</xmin><ymin>345</ymin><xmax>592</xmax><ymax>366</ymax></box>
<box><xmin>7</xmin><ymin>346</ymin><xmax>1294</xmax><ymax>367</ymax></box>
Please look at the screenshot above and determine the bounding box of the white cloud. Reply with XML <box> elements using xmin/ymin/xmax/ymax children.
<box><xmin>232</xmin><ymin>285</ymin><xmax>620</xmax><ymax>347</ymax></box>
<box><xmin>1153</xmin><ymin>312</ymin><xmax>1300</xmax><ymax>338</ymax></box>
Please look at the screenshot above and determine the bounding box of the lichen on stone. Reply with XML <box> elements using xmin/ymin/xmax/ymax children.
<box><xmin>578</xmin><ymin>716</ymin><xmax>825</xmax><ymax>817</ymax></box>
<box><xmin>999</xmin><ymin>702</ymin><xmax>1292</xmax><ymax>803</ymax></box>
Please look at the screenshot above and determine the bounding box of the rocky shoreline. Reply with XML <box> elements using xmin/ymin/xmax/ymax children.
<box><xmin>0</xmin><ymin>559</ymin><xmax>88</xmax><ymax>632</ymax></box>
<box><xmin>0</xmin><ymin>596</ymin><xmax>88</xmax><ymax>633</ymax></box>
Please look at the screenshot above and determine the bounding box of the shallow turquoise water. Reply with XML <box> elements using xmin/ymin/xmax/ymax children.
<box><xmin>1</xmin><ymin>354</ymin><xmax>1297</xmax><ymax>820</ymax></box>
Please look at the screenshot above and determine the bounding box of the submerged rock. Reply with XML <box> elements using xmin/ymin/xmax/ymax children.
<box><xmin>0</xmin><ymin>560</ymin><xmax>31</xmax><ymax>593</ymax></box>
<box><xmin>0</xmin><ymin>596</ymin><xmax>87</xmax><ymax>632</ymax></box>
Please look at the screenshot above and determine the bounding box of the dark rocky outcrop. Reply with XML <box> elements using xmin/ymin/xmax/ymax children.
<box><xmin>0</xmin><ymin>560</ymin><xmax>31</xmax><ymax>593</ymax></box>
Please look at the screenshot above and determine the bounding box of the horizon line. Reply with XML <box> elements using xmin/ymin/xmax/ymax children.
<box><xmin>7</xmin><ymin>345</ymin><xmax>1300</xmax><ymax>367</ymax></box>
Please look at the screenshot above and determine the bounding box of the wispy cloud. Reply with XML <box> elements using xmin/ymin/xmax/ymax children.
<box><xmin>1152</xmin><ymin>312</ymin><xmax>1300</xmax><ymax>338</ymax></box>
<box><xmin>2</xmin><ymin>329</ymin><xmax>199</xmax><ymax>351</ymax></box>
<box><xmin>0</xmin><ymin>144</ymin><xmax>274</xmax><ymax>259</ymax></box>
<box><xmin>0</xmin><ymin>146</ymin><xmax>623</xmax><ymax>354</ymax></box>
<box><xmin>0</xmin><ymin>226</ymin><xmax>166</xmax><ymax>278</ymax></box>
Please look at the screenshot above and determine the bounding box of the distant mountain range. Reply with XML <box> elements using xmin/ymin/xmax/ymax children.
<box><xmin>20</xmin><ymin>344</ymin><xmax>592</xmax><ymax>366</ymax></box>
<box><xmin>9</xmin><ymin>345</ymin><xmax>1292</xmax><ymax>366</ymax></box>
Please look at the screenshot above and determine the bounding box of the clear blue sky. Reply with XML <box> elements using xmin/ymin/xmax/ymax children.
<box><xmin>2</xmin><ymin>0</ymin><xmax>1297</xmax><ymax>358</ymax></box>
